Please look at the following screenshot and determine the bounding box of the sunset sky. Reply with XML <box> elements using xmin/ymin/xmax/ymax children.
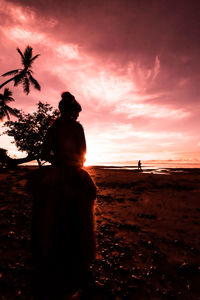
<box><xmin>0</xmin><ymin>0</ymin><xmax>200</xmax><ymax>165</ymax></box>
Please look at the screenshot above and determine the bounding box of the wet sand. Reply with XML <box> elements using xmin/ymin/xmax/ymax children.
<box><xmin>0</xmin><ymin>166</ymin><xmax>200</xmax><ymax>299</ymax></box>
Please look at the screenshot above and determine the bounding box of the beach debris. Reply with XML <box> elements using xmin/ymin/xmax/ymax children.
<box><xmin>151</xmin><ymin>250</ymin><xmax>167</xmax><ymax>263</ymax></box>
<box><xmin>173</xmin><ymin>239</ymin><xmax>184</xmax><ymax>246</ymax></box>
<box><xmin>138</xmin><ymin>213</ymin><xmax>157</xmax><ymax>220</ymax></box>
<box><xmin>135</xmin><ymin>187</ymin><xmax>145</xmax><ymax>193</ymax></box>
<box><xmin>156</xmin><ymin>288</ymin><xmax>175</xmax><ymax>298</ymax></box>
<box><xmin>130</xmin><ymin>274</ymin><xmax>142</xmax><ymax>282</ymax></box>
<box><xmin>118</xmin><ymin>265</ymin><xmax>129</xmax><ymax>275</ymax></box>
<box><xmin>128</xmin><ymin>197</ymin><xmax>138</xmax><ymax>202</ymax></box>
<box><xmin>117</xmin><ymin>223</ymin><xmax>141</xmax><ymax>231</ymax></box>
<box><xmin>178</xmin><ymin>262</ymin><xmax>199</xmax><ymax>276</ymax></box>
<box><xmin>140</xmin><ymin>239</ymin><xmax>153</xmax><ymax>248</ymax></box>
<box><xmin>116</xmin><ymin>197</ymin><xmax>125</xmax><ymax>203</ymax></box>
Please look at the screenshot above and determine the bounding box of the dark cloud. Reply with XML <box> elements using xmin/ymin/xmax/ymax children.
<box><xmin>7</xmin><ymin>0</ymin><xmax>200</xmax><ymax>58</ymax></box>
<box><xmin>3</xmin><ymin>0</ymin><xmax>200</xmax><ymax>103</ymax></box>
<box><xmin>5</xmin><ymin>1</ymin><xmax>200</xmax><ymax>86</ymax></box>
<box><xmin>15</xmin><ymin>0</ymin><xmax>199</xmax><ymax>108</ymax></box>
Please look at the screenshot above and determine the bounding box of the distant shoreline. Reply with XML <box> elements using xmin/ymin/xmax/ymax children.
<box><xmin>2</xmin><ymin>164</ymin><xmax>200</xmax><ymax>176</ymax></box>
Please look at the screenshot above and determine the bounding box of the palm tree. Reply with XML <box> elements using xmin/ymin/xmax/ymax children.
<box><xmin>0</xmin><ymin>88</ymin><xmax>19</xmax><ymax>120</ymax></box>
<box><xmin>0</xmin><ymin>46</ymin><xmax>41</xmax><ymax>94</ymax></box>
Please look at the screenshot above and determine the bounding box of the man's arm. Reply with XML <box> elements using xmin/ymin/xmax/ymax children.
<box><xmin>40</xmin><ymin>126</ymin><xmax>55</xmax><ymax>162</ymax></box>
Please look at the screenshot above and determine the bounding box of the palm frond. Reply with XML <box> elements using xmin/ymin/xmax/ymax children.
<box><xmin>0</xmin><ymin>104</ymin><xmax>19</xmax><ymax>120</ymax></box>
<box><xmin>14</xmin><ymin>71</ymin><xmax>25</xmax><ymax>86</ymax></box>
<box><xmin>3</xmin><ymin>88</ymin><xmax>12</xmax><ymax>97</ymax></box>
<box><xmin>14</xmin><ymin>75</ymin><xmax>24</xmax><ymax>86</ymax></box>
<box><xmin>6</xmin><ymin>106</ymin><xmax>19</xmax><ymax>117</ymax></box>
<box><xmin>17</xmin><ymin>48</ymin><xmax>25</xmax><ymax>65</ymax></box>
<box><xmin>3</xmin><ymin>88</ymin><xmax>14</xmax><ymax>102</ymax></box>
<box><xmin>30</xmin><ymin>54</ymin><xmax>40</xmax><ymax>63</ymax></box>
<box><xmin>6</xmin><ymin>97</ymin><xmax>15</xmax><ymax>102</ymax></box>
<box><xmin>23</xmin><ymin>77</ymin><xmax>30</xmax><ymax>94</ymax></box>
<box><xmin>29</xmin><ymin>74</ymin><xmax>41</xmax><ymax>91</ymax></box>
<box><xmin>24</xmin><ymin>46</ymin><xmax>32</xmax><ymax>61</ymax></box>
<box><xmin>0</xmin><ymin>88</ymin><xmax>14</xmax><ymax>102</ymax></box>
<box><xmin>5</xmin><ymin>109</ymin><xmax>10</xmax><ymax>120</ymax></box>
<box><xmin>1</xmin><ymin>69</ymin><xmax>19</xmax><ymax>77</ymax></box>
<box><xmin>17</xmin><ymin>47</ymin><xmax>24</xmax><ymax>58</ymax></box>
<box><xmin>0</xmin><ymin>112</ymin><xmax>4</xmax><ymax>121</ymax></box>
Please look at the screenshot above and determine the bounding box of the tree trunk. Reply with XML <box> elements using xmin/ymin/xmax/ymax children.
<box><xmin>37</xmin><ymin>158</ymin><xmax>42</xmax><ymax>167</ymax></box>
<box><xmin>6</xmin><ymin>155</ymin><xmax>35</xmax><ymax>168</ymax></box>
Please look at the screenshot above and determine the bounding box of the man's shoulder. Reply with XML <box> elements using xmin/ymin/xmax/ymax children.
<box><xmin>73</xmin><ymin>120</ymin><xmax>83</xmax><ymax>129</ymax></box>
<box><xmin>53</xmin><ymin>118</ymin><xmax>83</xmax><ymax>130</ymax></box>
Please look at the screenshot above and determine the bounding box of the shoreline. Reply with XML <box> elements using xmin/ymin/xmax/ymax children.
<box><xmin>2</xmin><ymin>164</ymin><xmax>200</xmax><ymax>176</ymax></box>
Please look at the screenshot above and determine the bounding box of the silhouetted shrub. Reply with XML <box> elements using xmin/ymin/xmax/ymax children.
<box><xmin>0</xmin><ymin>148</ymin><xmax>10</xmax><ymax>168</ymax></box>
<box><xmin>4</xmin><ymin>102</ymin><xmax>59</xmax><ymax>166</ymax></box>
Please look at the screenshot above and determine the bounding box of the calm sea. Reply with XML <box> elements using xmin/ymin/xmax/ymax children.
<box><xmin>97</xmin><ymin>161</ymin><xmax>200</xmax><ymax>168</ymax></box>
<box><xmin>23</xmin><ymin>161</ymin><xmax>200</xmax><ymax>168</ymax></box>
<box><xmin>22</xmin><ymin>161</ymin><xmax>200</xmax><ymax>174</ymax></box>
<box><xmin>92</xmin><ymin>162</ymin><xmax>200</xmax><ymax>174</ymax></box>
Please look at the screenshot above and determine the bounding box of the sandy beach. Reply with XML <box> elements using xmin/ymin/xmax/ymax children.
<box><xmin>0</xmin><ymin>166</ymin><xmax>200</xmax><ymax>299</ymax></box>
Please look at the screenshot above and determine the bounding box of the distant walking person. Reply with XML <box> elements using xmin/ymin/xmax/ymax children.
<box><xmin>28</xmin><ymin>92</ymin><xmax>96</xmax><ymax>299</ymax></box>
<box><xmin>138</xmin><ymin>160</ymin><xmax>142</xmax><ymax>171</ymax></box>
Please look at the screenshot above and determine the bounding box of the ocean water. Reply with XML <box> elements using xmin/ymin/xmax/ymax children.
<box><xmin>97</xmin><ymin>161</ymin><xmax>200</xmax><ymax>168</ymax></box>
<box><xmin>134</xmin><ymin>162</ymin><xmax>200</xmax><ymax>169</ymax></box>
<box><xmin>21</xmin><ymin>160</ymin><xmax>200</xmax><ymax>175</ymax></box>
<box><xmin>94</xmin><ymin>162</ymin><xmax>200</xmax><ymax>175</ymax></box>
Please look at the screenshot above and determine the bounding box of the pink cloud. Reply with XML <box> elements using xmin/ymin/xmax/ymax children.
<box><xmin>0</xmin><ymin>0</ymin><xmax>200</xmax><ymax>164</ymax></box>
<box><xmin>114</xmin><ymin>102</ymin><xmax>190</xmax><ymax>119</ymax></box>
